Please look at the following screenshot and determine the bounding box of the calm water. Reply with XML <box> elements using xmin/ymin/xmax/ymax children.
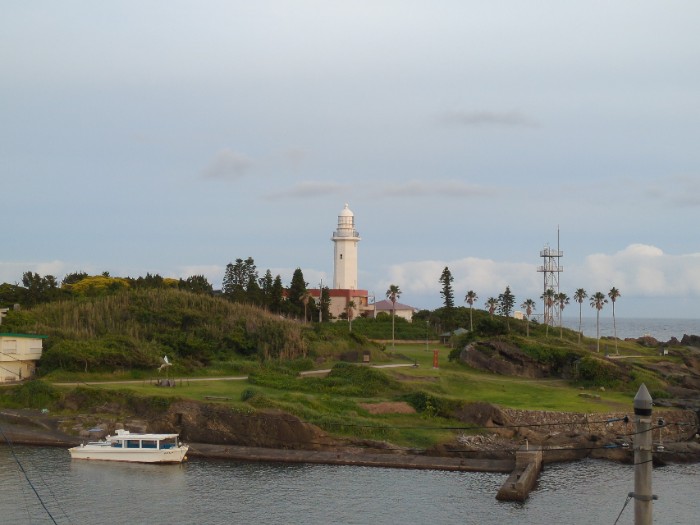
<box><xmin>1</xmin><ymin>445</ymin><xmax>698</xmax><ymax>524</ymax></box>
<box><xmin>561</xmin><ymin>317</ymin><xmax>700</xmax><ymax>342</ymax></box>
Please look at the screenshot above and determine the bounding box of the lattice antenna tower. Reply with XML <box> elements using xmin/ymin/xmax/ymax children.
<box><xmin>537</xmin><ymin>228</ymin><xmax>563</xmax><ymax>326</ymax></box>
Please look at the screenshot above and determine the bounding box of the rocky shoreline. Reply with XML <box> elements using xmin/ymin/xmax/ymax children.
<box><xmin>2</xmin><ymin>404</ymin><xmax>699</xmax><ymax>471</ymax></box>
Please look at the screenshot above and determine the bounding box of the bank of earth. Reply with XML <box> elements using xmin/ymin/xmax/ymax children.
<box><xmin>2</xmin><ymin>394</ymin><xmax>698</xmax><ymax>471</ymax></box>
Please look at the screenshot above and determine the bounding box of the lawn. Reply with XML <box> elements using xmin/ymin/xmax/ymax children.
<box><xmin>43</xmin><ymin>341</ymin><xmax>642</xmax><ymax>450</ymax></box>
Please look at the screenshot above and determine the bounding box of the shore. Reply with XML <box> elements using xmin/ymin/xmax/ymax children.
<box><xmin>2</xmin><ymin>409</ymin><xmax>699</xmax><ymax>471</ymax></box>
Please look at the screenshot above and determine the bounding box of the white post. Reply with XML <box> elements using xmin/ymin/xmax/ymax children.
<box><xmin>632</xmin><ymin>384</ymin><xmax>655</xmax><ymax>525</ymax></box>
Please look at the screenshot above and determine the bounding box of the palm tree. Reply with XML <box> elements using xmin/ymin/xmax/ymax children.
<box><xmin>346</xmin><ymin>300</ymin><xmax>356</xmax><ymax>332</ymax></box>
<box><xmin>540</xmin><ymin>288</ymin><xmax>556</xmax><ymax>336</ymax></box>
<box><xmin>520</xmin><ymin>298</ymin><xmax>536</xmax><ymax>337</ymax></box>
<box><xmin>555</xmin><ymin>292</ymin><xmax>570</xmax><ymax>339</ymax></box>
<box><xmin>608</xmin><ymin>287</ymin><xmax>621</xmax><ymax>354</ymax></box>
<box><xmin>464</xmin><ymin>290</ymin><xmax>478</xmax><ymax>331</ymax></box>
<box><xmin>386</xmin><ymin>284</ymin><xmax>401</xmax><ymax>350</ymax></box>
<box><xmin>300</xmin><ymin>290</ymin><xmax>312</xmax><ymax>323</ymax></box>
<box><xmin>590</xmin><ymin>292</ymin><xmax>608</xmax><ymax>353</ymax></box>
<box><xmin>573</xmin><ymin>288</ymin><xmax>587</xmax><ymax>344</ymax></box>
<box><xmin>485</xmin><ymin>297</ymin><xmax>498</xmax><ymax>317</ymax></box>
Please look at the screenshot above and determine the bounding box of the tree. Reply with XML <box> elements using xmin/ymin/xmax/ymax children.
<box><xmin>590</xmin><ymin>292</ymin><xmax>608</xmax><ymax>353</ymax></box>
<box><xmin>497</xmin><ymin>286</ymin><xmax>515</xmax><ymax>330</ymax></box>
<box><xmin>259</xmin><ymin>270</ymin><xmax>274</xmax><ymax>309</ymax></box>
<box><xmin>521</xmin><ymin>298</ymin><xmax>536</xmax><ymax>337</ymax></box>
<box><xmin>540</xmin><ymin>288</ymin><xmax>556</xmax><ymax>336</ymax></box>
<box><xmin>608</xmin><ymin>287</ymin><xmax>621</xmax><ymax>354</ymax></box>
<box><xmin>319</xmin><ymin>286</ymin><xmax>331</xmax><ymax>322</ymax></box>
<box><xmin>555</xmin><ymin>292</ymin><xmax>570</xmax><ymax>339</ymax></box>
<box><xmin>178</xmin><ymin>275</ymin><xmax>213</xmax><ymax>294</ymax></box>
<box><xmin>288</xmin><ymin>268</ymin><xmax>308</xmax><ymax>320</ymax></box>
<box><xmin>300</xmin><ymin>290</ymin><xmax>312</xmax><ymax>323</ymax></box>
<box><xmin>222</xmin><ymin>257</ymin><xmax>258</xmax><ymax>302</ymax></box>
<box><xmin>21</xmin><ymin>271</ymin><xmax>59</xmax><ymax>306</ymax></box>
<box><xmin>485</xmin><ymin>297</ymin><xmax>498</xmax><ymax>317</ymax></box>
<box><xmin>573</xmin><ymin>288</ymin><xmax>587</xmax><ymax>344</ymax></box>
<box><xmin>464</xmin><ymin>290</ymin><xmax>478</xmax><ymax>331</ymax></box>
<box><xmin>386</xmin><ymin>284</ymin><xmax>401</xmax><ymax>350</ymax></box>
<box><xmin>61</xmin><ymin>271</ymin><xmax>88</xmax><ymax>287</ymax></box>
<box><xmin>346</xmin><ymin>300</ymin><xmax>356</xmax><ymax>331</ymax></box>
<box><xmin>439</xmin><ymin>267</ymin><xmax>455</xmax><ymax>330</ymax></box>
<box><xmin>270</xmin><ymin>275</ymin><xmax>284</xmax><ymax>314</ymax></box>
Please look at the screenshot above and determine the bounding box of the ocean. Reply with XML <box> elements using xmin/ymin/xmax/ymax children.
<box><xmin>560</xmin><ymin>316</ymin><xmax>700</xmax><ymax>342</ymax></box>
<box><xmin>1</xmin><ymin>445</ymin><xmax>699</xmax><ymax>524</ymax></box>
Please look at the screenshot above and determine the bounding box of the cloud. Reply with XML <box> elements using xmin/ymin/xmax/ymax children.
<box><xmin>369</xmin><ymin>244</ymin><xmax>700</xmax><ymax>312</ymax></box>
<box><xmin>201</xmin><ymin>148</ymin><xmax>253</xmax><ymax>180</ymax></box>
<box><xmin>574</xmin><ymin>244</ymin><xmax>700</xmax><ymax>296</ymax></box>
<box><xmin>379</xmin><ymin>257</ymin><xmax>540</xmax><ymax>304</ymax></box>
<box><xmin>265</xmin><ymin>181</ymin><xmax>350</xmax><ymax>200</ymax></box>
<box><xmin>439</xmin><ymin>110</ymin><xmax>538</xmax><ymax>128</ymax></box>
<box><xmin>374</xmin><ymin>180</ymin><xmax>498</xmax><ymax>199</ymax></box>
<box><xmin>0</xmin><ymin>260</ymin><xmax>79</xmax><ymax>284</ymax></box>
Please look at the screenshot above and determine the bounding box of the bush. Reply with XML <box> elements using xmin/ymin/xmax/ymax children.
<box><xmin>475</xmin><ymin>317</ymin><xmax>507</xmax><ymax>336</ymax></box>
<box><xmin>240</xmin><ymin>388</ymin><xmax>258</xmax><ymax>402</ymax></box>
<box><xmin>575</xmin><ymin>356</ymin><xmax>624</xmax><ymax>387</ymax></box>
<box><xmin>6</xmin><ymin>380</ymin><xmax>61</xmax><ymax>409</ymax></box>
<box><xmin>400</xmin><ymin>391</ymin><xmax>460</xmax><ymax>418</ymax></box>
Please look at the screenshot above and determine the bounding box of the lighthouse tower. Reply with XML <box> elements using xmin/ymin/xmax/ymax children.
<box><xmin>332</xmin><ymin>203</ymin><xmax>360</xmax><ymax>290</ymax></box>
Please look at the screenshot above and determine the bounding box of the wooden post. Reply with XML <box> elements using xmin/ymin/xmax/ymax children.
<box><xmin>432</xmin><ymin>349</ymin><xmax>439</xmax><ymax>369</ymax></box>
<box><xmin>631</xmin><ymin>384</ymin><xmax>655</xmax><ymax>525</ymax></box>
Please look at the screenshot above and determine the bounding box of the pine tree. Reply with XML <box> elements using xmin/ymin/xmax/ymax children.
<box><xmin>439</xmin><ymin>266</ymin><xmax>455</xmax><ymax>330</ymax></box>
<box><xmin>497</xmin><ymin>285</ymin><xmax>515</xmax><ymax>330</ymax></box>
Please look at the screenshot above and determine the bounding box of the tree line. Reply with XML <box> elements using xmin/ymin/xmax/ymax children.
<box><xmin>0</xmin><ymin>258</ymin><xmax>333</xmax><ymax>324</ymax></box>
<box><xmin>390</xmin><ymin>265</ymin><xmax>622</xmax><ymax>351</ymax></box>
<box><xmin>0</xmin><ymin>271</ymin><xmax>214</xmax><ymax>308</ymax></box>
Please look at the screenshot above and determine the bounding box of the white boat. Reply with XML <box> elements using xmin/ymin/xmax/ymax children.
<box><xmin>69</xmin><ymin>429</ymin><xmax>188</xmax><ymax>463</ymax></box>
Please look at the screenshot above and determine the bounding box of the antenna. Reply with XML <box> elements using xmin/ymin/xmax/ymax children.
<box><xmin>537</xmin><ymin>227</ymin><xmax>563</xmax><ymax>326</ymax></box>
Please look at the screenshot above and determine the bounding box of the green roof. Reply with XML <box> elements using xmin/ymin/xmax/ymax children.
<box><xmin>0</xmin><ymin>333</ymin><xmax>48</xmax><ymax>339</ymax></box>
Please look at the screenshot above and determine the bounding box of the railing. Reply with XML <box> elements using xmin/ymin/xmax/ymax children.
<box><xmin>332</xmin><ymin>230</ymin><xmax>360</xmax><ymax>238</ymax></box>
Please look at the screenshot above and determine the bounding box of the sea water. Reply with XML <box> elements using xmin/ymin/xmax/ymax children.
<box><xmin>1</xmin><ymin>445</ymin><xmax>698</xmax><ymax>524</ymax></box>
<box><xmin>561</xmin><ymin>317</ymin><xmax>700</xmax><ymax>342</ymax></box>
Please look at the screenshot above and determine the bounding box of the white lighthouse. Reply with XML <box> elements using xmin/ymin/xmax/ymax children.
<box><xmin>332</xmin><ymin>203</ymin><xmax>360</xmax><ymax>290</ymax></box>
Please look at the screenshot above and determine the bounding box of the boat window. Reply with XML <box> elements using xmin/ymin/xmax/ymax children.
<box><xmin>142</xmin><ymin>440</ymin><xmax>158</xmax><ymax>449</ymax></box>
<box><xmin>126</xmin><ymin>440</ymin><xmax>140</xmax><ymax>448</ymax></box>
<box><xmin>111</xmin><ymin>441</ymin><xmax>123</xmax><ymax>448</ymax></box>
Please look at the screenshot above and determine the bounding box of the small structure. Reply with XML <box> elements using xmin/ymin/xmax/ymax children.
<box><xmin>372</xmin><ymin>299</ymin><xmax>417</xmax><ymax>322</ymax></box>
<box><xmin>0</xmin><ymin>333</ymin><xmax>46</xmax><ymax>382</ymax></box>
<box><xmin>496</xmin><ymin>444</ymin><xmax>543</xmax><ymax>502</ymax></box>
<box><xmin>439</xmin><ymin>328</ymin><xmax>469</xmax><ymax>345</ymax></box>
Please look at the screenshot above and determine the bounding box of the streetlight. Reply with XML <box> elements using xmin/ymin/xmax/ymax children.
<box><xmin>425</xmin><ymin>319</ymin><xmax>429</xmax><ymax>352</ymax></box>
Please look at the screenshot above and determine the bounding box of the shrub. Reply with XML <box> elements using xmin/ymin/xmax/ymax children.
<box><xmin>475</xmin><ymin>317</ymin><xmax>507</xmax><ymax>336</ymax></box>
<box><xmin>400</xmin><ymin>391</ymin><xmax>460</xmax><ymax>418</ymax></box>
<box><xmin>575</xmin><ymin>356</ymin><xmax>623</xmax><ymax>387</ymax></box>
<box><xmin>7</xmin><ymin>380</ymin><xmax>61</xmax><ymax>409</ymax></box>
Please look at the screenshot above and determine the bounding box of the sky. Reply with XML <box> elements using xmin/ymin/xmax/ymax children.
<box><xmin>2</xmin><ymin>1</ymin><xmax>700</xmax><ymax>319</ymax></box>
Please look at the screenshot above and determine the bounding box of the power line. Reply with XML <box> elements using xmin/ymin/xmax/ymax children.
<box><xmin>0</xmin><ymin>424</ymin><xmax>61</xmax><ymax>524</ymax></box>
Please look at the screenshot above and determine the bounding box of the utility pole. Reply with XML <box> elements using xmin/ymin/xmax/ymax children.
<box><xmin>319</xmin><ymin>278</ymin><xmax>323</xmax><ymax>323</ymax></box>
<box><xmin>630</xmin><ymin>383</ymin><xmax>656</xmax><ymax>524</ymax></box>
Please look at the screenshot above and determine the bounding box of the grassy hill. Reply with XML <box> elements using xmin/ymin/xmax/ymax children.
<box><xmin>1</xmin><ymin>289</ymin><xmax>697</xmax><ymax>450</ymax></box>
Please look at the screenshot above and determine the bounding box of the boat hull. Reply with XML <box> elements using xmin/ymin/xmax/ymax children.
<box><xmin>69</xmin><ymin>445</ymin><xmax>189</xmax><ymax>464</ymax></box>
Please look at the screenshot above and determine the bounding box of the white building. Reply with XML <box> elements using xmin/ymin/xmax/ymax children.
<box><xmin>332</xmin><ymin>203</ymin><xmax>360</xmax><ymax>290</ymax></box>
<box><xmin>0</xmin><ymin>333</ymin><xmax>46</xmax><ymax>382</ymax></box>
<box><xmin>372</xmin><ymin>299</ymin><xmax>417</xmax><ymax>322</ymax></box>
<box><xmin>311</xmin><ymin>204</ymin><xmax>370</xmax><ymax>320</ymax></box>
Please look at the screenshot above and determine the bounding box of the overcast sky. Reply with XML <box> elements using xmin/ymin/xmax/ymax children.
<box><xmin>2</xmin><ymin>1</ymin><xmax>699</xmax><ymax>318</ymax></box>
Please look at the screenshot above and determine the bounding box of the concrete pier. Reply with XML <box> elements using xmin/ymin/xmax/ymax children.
<box><xmin>496</xmin><ymin>445</ymin><xmax>543</xmax><ymax>502</ymax></box>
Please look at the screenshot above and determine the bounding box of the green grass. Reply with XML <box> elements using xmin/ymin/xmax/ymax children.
<box><xmin>39</xmin><ymin>340</ymin><xmax>641</xmax><ymax>450</ymax></box>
